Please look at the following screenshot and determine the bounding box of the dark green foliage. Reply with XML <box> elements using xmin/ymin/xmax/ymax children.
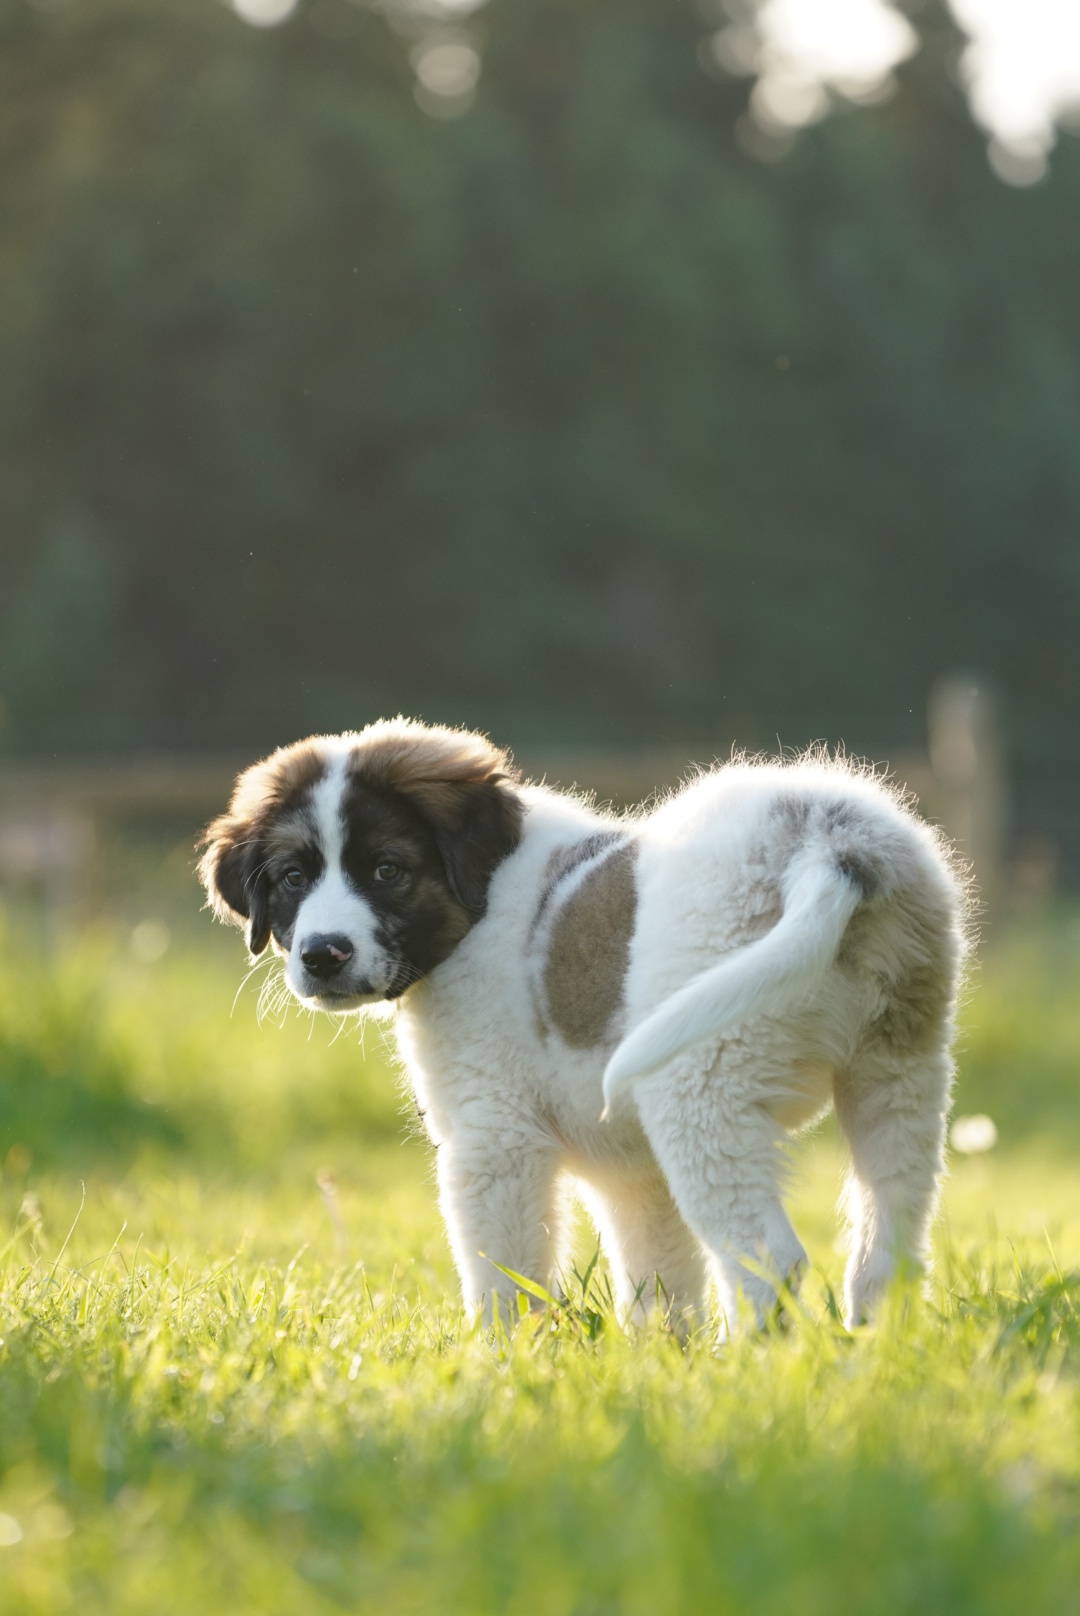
<box><xmin>0</xmin><ymin>516</ymin><xmax>133</xmax><ymax>749</ymax></box>
<box><xmin>1</xmin><ymin>0</ymin><xmax>1078</xmax><ymax>855</ymax></box>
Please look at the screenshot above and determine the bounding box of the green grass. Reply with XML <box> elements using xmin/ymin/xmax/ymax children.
<box><xmin>0</xmin><ymin>912</ymin><xmax>1079</xmax><ymax>1613</ymax></box>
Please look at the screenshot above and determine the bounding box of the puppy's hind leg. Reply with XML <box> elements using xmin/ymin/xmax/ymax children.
<box><xmin>833</xmin><ymin>1050</ymin><xmax>953</xmax><ymax>1328</ymax></box>
<box><xmin>577</xmin><ymin>1166</ymin><xmax>708</xmax><ymax>1333</ymax></box>
<box><xmin>633</xmin><ymin>1053</ymin><xmax>808</xmax><ymax>1338</ymax></box>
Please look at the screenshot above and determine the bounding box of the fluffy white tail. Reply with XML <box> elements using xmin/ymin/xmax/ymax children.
<box><xmin>601</xmin><ymin>854</ymin><xmax>862</xmax><ymax>1117</ymax></box>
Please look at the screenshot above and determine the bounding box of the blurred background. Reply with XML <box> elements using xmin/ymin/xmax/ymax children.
<box><xmin>1</xmin><ymin>0</ymin><xmax>1079</xmax><ymax>924</ymax></box>
<box><xmin>3</xmin><ymin>16</ymin><xmax>1080</xmax><ymax>1596</ymax></box>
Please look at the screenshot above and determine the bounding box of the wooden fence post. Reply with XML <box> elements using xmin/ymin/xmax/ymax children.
<box><xmin>927</xmin><ymin>678</ymin><xmax>1006</xmax><ymax>915</ymax></box>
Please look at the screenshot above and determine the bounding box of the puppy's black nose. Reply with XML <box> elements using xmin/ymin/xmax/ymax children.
<box><xmin>300</xmin><ymin>934</ymin><xmax>354</xmax><ymax>981</ymax></box>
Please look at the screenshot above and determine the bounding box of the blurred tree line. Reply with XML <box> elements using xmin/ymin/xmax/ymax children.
<box><xmin>0</xmin><ymin>0</ymin><xmax>1078</xmax><ymax>859</ymax></box>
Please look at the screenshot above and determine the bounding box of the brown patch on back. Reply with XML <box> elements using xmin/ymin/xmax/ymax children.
<box><xmin>543</xmin><ymin>841</ymin><xmax>637</xmax><ymax>1049</ymax></box>
<box><xmin>531</xmin><ymin>830</ymin><xmax>625</xmax><ymax>940</ymax></box>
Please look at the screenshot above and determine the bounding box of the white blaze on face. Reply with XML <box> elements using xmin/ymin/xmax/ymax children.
<box><xmin>284</xmin><ymin>749</ymin><xmax>391</xmax><ymax>1004</ymax></box>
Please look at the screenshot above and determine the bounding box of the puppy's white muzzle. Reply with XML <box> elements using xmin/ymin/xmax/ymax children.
<box><xmin>284</xmin><ymin>871</ymin><xmax>393</xmax><ymax>1010</ymax></box>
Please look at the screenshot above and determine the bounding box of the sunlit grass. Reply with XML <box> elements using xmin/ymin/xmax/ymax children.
<box><xmin>0</xmin><ymin>913</ymin><xmax>1078</xmax><ymax>1611</ymax></box>
<box><xmin>0</xmin><ymin>918</ymin><xmax>406</xmax><ymax>1173</ymax></box>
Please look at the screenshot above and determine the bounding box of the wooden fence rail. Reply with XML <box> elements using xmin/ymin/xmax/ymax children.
<box><xmin>0</xmin><ymin>683</ymin><xmax>1006</xmax><ymax>920</ymax></box>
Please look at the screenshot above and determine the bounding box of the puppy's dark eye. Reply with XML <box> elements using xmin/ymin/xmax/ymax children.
<box><xmin>282</xmin><ymin>868</ymin><xmax>305</xmax><ymax>889</ymax></box>
<box><xmin>374</xmin><ymin>861</ymin><xmax>400</xmax><ymax>883</ymax></box>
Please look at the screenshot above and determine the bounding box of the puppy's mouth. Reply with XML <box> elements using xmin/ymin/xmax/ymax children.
<box><xmin>284</xmin><ymin>962</ymin><xmax>386</xmax><ymax>1012</ymax></box>
<box><xmin>306</xmin><ymin>991</ymin><xmax>384</xmax><ymax>1014</ymax></box>
<box><xmin>294</xmin><ymin>978</ymin><xmax>385</xmax><ymax>1013</ymax></box>
<box><xmin>286</xmin><ymin>957</ymin><xmax>422</xmax><ymax>1012</ymax></box>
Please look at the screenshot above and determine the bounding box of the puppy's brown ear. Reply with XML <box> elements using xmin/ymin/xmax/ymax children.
<box><xmin>197</xmin><ymin>817</ymin><xmax>272</xmax><ymax>956</ymax></box>
<box><xmin>419</xmin><ymin>774</ymin><xmax>523</xmax><ymax>915</ymax></box>
<box><xmin>354</xmin><ymin>721</ymin><xmax>524</xmax><ymax>915</ymax></box>
<box><xmin>198</xmin><ymin>737</ymin><xmax>328</xmax><ymax>957</ymax></box>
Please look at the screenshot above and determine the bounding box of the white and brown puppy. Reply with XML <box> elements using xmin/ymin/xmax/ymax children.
<box><xmin>199</xmin><ymin>720</ymin><xmax>968</xmax><ymax>1333</ymax></box>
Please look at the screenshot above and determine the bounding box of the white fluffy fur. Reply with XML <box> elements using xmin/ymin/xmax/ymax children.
<box><xmin>600</xmin><ymin>852</ymin><xmax>862</xmax><ymax>1115</ymax></box>
<box><xmin>291</xmin><ymin>749</ymin><xmax>967</xmax><ymax>1335</ymax></box>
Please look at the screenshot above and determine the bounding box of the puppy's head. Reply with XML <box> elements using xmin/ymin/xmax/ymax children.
<box><xmin>198</xmin><ymin>719</ymin><xmax>523</xmax><ymax>1011</ymax></box>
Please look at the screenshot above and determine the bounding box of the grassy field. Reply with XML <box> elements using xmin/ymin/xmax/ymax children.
<box><xmin>0</xmin><ymin>909</ymin><xmax>1079</xmax><ymax>1613</ymax></box>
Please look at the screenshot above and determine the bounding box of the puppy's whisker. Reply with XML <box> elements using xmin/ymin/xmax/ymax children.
<box><xmin>328</xmin><ymin>1013</ymin><xmax>357</xmax><ymax>1047</ymax></box>
<box><xmin>256</xmin><ymin>966</ymin><xmax>290</xmax><ymax>1027</ymax></box>
<box><xmin>231</xmin><ymin>954</ymin><xmax>277</xmax><ymax>1019</ymax></box>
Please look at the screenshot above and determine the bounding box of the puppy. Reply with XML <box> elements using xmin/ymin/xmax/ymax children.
<box><xmin>199</xmin><ymin>720</ymin><xmax>968</xmax><ymax>1332</ymax></box>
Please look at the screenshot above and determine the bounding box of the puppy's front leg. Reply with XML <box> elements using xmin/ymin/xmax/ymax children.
<box><xmin>436</xmin><ymin>1126</ymin><xmax>565</xmax><ymax>1323</ymax></box>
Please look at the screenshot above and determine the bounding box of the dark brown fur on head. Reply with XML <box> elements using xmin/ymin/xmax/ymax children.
<box><xmin>344</xmin><ymin>721</ymin><xmax>523</xmax><ymax>916</ymax></box>
<box><xmin>198</xmin><ymin>721</ymin><xmax>524</xmax><ymax>983</ymax></box>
